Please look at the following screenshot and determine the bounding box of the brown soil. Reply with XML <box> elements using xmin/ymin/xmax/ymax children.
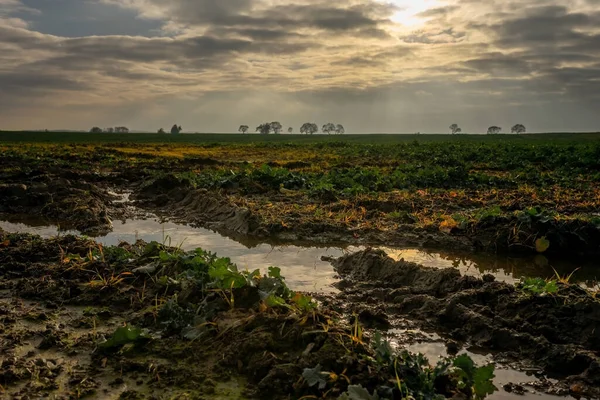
<box><xmin>132</xmin><ymin>175</ymin><xmax>600</xmax><ymax>257</ymax></box>
<box><xmin>134</xmin><ymin>176</ymin><xmax>260</xmax><ymax>236</ymax></box>
<box><xmin>325</xmin><ymin>249</ymin><xmax>600</xmax><ymax>398</ymax></box>
<box><xmin>0</xmin><ymin>174</ymin><xmax>130</xmax><ymax>236</ymax></box>
<box><xmin>1</xmin><ymin>232</ymin><xmax>466</xmax><ymax>399</ymax></box>
<box><xmin>2</xmin><ymin>158</ymin><xmax>599</xmax><ymax>257</ymax></box>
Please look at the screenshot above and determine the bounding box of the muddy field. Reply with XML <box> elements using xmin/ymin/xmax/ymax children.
<box><xmin>2</xmin><ymin>139</ymin><xmax>600</xmax><ymax>256</ymax></box>
<box><xmin>1</xmin><ymin>136</ymin><xmax>600</xmax><ymax>399</ymax></box>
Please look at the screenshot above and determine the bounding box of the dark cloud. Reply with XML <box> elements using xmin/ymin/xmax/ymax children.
<box><xmin>0</xmin><ymin>0</ymin><xmax>599</xmax><ymax>131</ymax></box>
<box><xmin>461</xmin><ymin>53</ymin><xmax>533</xmax><ymax>76</ymax></box>
<box><xmin>0</xmin><ymin>70</ymin><xmax>90</xmax><ymax>93</ymax></box>
<box><xmin>118</xmin><ymin>0</ymin><xmax>397</xmax><ymax>37</ymax></box>
<box><xmin>330</xmin><ymin>56</ymin><xmax>384</xmax><ymax>68</ymax></box>
<box><xmin>16</xmin><ymin>0</ymin><xmax>162</xmax><ymax>37</ymax></box>
<box><xmin>401</xmin><ymin>28</ymin><xmax>466</xmax><ymax>44</ymax></box>
<box><xmin>485</xmin><ymin>6</ymin><xmax>600</xmax><ymax>48</ymax></box>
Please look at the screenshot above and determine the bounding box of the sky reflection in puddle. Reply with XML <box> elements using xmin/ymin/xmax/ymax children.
<box><xmin>1</xmin><ymin>217</ymin><xmax>598</xmax><ymax>293</ymax></box>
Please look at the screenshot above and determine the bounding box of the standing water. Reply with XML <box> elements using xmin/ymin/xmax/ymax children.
<box><xmin>0</xmin><ymin>217</ymin><xmax>597</xmax><ymax>292</ymax></box>
<box><xmin>1</xmin><ymin>216</ymin><xmax>591</xmax><ymax>399</ymax></box>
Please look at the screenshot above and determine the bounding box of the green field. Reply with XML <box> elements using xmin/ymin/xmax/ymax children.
<box><xmin>1</xmin><ymin>131</ymin><xmax>600</xmax><ymax>144</ymax></box>
<box><xmin>2</xmin><ymin>129</ymin><xmax>600</xmax><ymax>399</ymax></box>
<box><xmin>3</xmin><ymin>131</ymin><xmax>600</xmax><ymax>256</ymax></box>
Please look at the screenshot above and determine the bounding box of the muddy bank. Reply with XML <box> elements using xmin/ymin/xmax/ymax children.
<box><xmin>328</xmin><ymin>249</ymin><xmax>600</xmax><ymax>398</ymax></box>
<box><xmin>134</xmin><ymin>175</ymin><xmax>260</xmax><ymax>236</ymax></box>
<box><xmin>5</xmin><ymin>141</ymin><xmax>600</xmax><ymax>258</ymax></box>
<box><xmin>2</xmin><ymin>153</ymin><xmax>599</xmax><ymax>258</ymax></box>
<box><xmin>132</xmin><ymin>176</ymin><xmax>477</xmax><ymax>251</ymax></box>
<box><xmin>132</xmin><ymin>176</ymin><xmax>600</xmax><ymax>258</ymax></box>
<box><xmin>0</xmin><ymin>232</ymin><xmax>497</xmax><ymax>399</ymax></box>
<box><xmin>0</xmin><ymin>174</ymin><xmax>129</xmax><ymax>236</ymax></box>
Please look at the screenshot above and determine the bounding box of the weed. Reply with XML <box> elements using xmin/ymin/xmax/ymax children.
<box><xmin>98</xmin><ymin>325</ymin><xmax>151</xmax><ymax>349</ymax></box>
<box><xmin>552</xmin><ymin>267</ymin><xmax>580</xmax><ymax>284</ymax></box>
<box><xmin>87</xmin><ymin>270</ymin><xmax>133</xmax><ymax>290</ymax></box>
<box><xmin>520</xmin><ymin>277</ymin><xmax>559</xmax><ymax>295</ymax></box>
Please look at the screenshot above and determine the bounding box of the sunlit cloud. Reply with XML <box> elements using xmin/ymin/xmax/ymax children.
<box><xmin>386</xmin><ymin>0</ymin><xmax>442</xmax><ymax>27</ymax></box>
<box><xmin>0</xmin><ymin>0</ymin><xmax>598</xmax><ymax>132</ymax></box>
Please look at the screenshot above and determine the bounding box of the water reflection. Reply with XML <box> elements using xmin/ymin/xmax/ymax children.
<box><xmin>0</xmin><ymin>218</ymin><xmax>346</xmax><ymax>293</ymax></box>
<box><xmin>383</xmin><ymin>248</ymin><xmax>599</xmax><ymax>290</ymax></box>
<box><xmin>1</xmin><ymin>216</ymin><xmax>598</xmax><ymax>292</ymax></box>
<box><xmin>404</xmin><ymin>342</ymin><xmax>562</xmax><ymax>400</ymax></box>
<box><xmin>385</xmin><ymin>328</ymin><xmax>563</xmax><ymax>400</ymax></box>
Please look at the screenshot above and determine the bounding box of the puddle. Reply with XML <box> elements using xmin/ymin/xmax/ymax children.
<box><xmin>1</xmin><ymin>217</ymin><xmax>598</xmax><ymax>293</ymax></box>
<box><xmin>386</xmin><ymin>327</ymin><xmax>565</xmax><ymax>400</ymax></box>
<box><xmin>0</xmin><ymin>294</ymin><xmax>246</xmax><ymax>399</ymax></box>
<box><xmin>107</xmin><ymin>190</ymin><xmax>131</xmax><ymax>204</ymax></box>
<box><xmin>382</xmin><ymin>247</ymin><xmax>600</xmax><ymax>290</ymax></box>
<box><xmin>0</xmin><ymin>218</ymin><xmax>346</xmax><ymax>293</ymax></box>
<box><xmin>1</xmin><ymin>213</ymin><xmax>591</xmax><ymax>399</ymax></box>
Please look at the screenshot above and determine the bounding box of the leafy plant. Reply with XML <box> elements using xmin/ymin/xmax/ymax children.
<box><xmin>552</xmin><ymin>267</ymin><xmax>580</xmax><ymax>284</ymax></box>
<box><xmin>158</xmin><ymin>298</ymin><xmax>196</xmax><ymax>332</ymax></box>
<box><xmin>339</xmin><ymin>385</ymin><xmax>381</xmax><ymax>400</ymax></box>
<box><xmin>98</xmin><ymin>325</ymin><xmax>151</xmax><ymax>349</ymax></box>
<box><xmin>372</xmin><ymin>332</ymin><xmax>394</xmax><ymax>365</ymax></box>
<box><xmin>520</xmin><ymin>277</ymin><xmax>558</xmax><ymax>295</ymax></box>
<box><xmin>450</xmin><ymin>354</ymin><xmax>497</xmax><ymax>400</ymax></box>
<box><xmin>302</xmin><ymin>364</ymin><xmax>328</xmax><ymax>390</ymax></box>
<box><xmin>364</xmin><ymin>334</ymin><xmax>497</xmax><ymax>400</ymax></box>
<box><xmin>535</xmin><ymin>237</ymin><xmax>550</xmax><ymax>253</ymax></box>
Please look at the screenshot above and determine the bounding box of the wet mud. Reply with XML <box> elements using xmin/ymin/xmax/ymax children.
<box><xmin>326</xmin><ymin>249</ymin><xmax>600</xmax><ymax>398</ymax></box>
<box><xmin>0</xmin><ymin>170</ymin><xmax>136</xmax><ymax>236</ymax></box>
<box><xmin>1</xmin><ymin>232</ymin><xmax>492</xmax><ymax>399</ymax></box>
<box><xmin>133</xmin><ymin>176</ymin><xmax>260</xmax><ymax>236</ymax></box>
<box><xmin>2</xmin><ymin>149</ymin><xmax>600</xmax><ymax>399</ymax></box>
<box><xmin>131</xmin><ymin>174</ymin><xmax>600</xmax><ymax>257</ymax></box>
<box><xmin>2</xmin><ymin>149</ymin><xmax>600</xmax><ymax>258</ymax></box>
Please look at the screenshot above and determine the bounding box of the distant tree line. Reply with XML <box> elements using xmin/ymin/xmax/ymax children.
<box><xmin>88</xmin><ymin>122</ymin><xmax>528</xmax><ymax>135</ymax></box>
<box><xmin>237</xmin><ymin>122</ymin><xmax>345</xmax><ymax>135</ymax></box>
<box><xmin>90</xmin><ymin>125</ymin><xmax>184</xmax><ymax>134</ymax></box>
<box><xmin>90</xmin><ymin>126</ymin><xmax>129</xmax><ymax>133</ymax></box>
<box><xmin>450</xmin><ymin>123</ymin><xmax>527</xmax><ymax>135</ymax></box>
<box><xmin>157</xmin><ymin>124</ymin><xmax>182</xmax><ymax>134</ymax></box>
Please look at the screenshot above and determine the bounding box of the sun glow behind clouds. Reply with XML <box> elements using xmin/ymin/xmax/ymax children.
<box><xmin>386</xmin><ymin>0</ymin><xmax>442</xmax><ymax>27</ymax></box>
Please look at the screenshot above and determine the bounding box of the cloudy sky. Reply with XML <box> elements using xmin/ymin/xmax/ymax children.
<box><xmin>1</xmin><ymin>0</ymin><xmax>599</xmax><ymax>133</ymax></box>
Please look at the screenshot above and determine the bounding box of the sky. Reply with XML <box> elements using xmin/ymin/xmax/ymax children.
<box><xmin>0</xmin><ymin>0</ymin><xmax>599</xmax><ymax>133</ymax></box>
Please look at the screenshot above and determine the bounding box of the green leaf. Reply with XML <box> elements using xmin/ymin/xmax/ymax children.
<box><xmin>268</xmin><ymin>266</ymin><xmax>283</xmax><ymax>279</ymax></box>
<box><xmin>292</xmin><ymin>292</ymin><xmax>315</xmax><ymax>312</ymax></box>
<box><xmin>473</xmin><ymin>364</ymin><xmax>497</xmax><ymax>400</ymax></box>
<box><xmin>521</xmin><ymin>277</ymin><xmax>546</xmax><ymax>294</ymax></box>
<box><xmin>208</xmin><ymin>258</ymin><xmax>247</xmax><ymax>289</ymax></box>
<box><xmin>265</xmin><ymin>294</ymin><xmax>291</xmax><ymax>309</ymax></box>
<box><xmin>98</xmin><ymin>325</ymin><xmax>150</xmax><ymax>349</ymax></box>
<box><xmin>248</xmin><ymin>269</ymin><xmax>261</xmax><ymax>279</ymax></box>
<box><xmin>302</xmin><ymin>364</ymin><xmax>328</xmax><ymax>390</ymax></box>
<box><xmin>452</xmin><ymin>354</ymin><xmax>475</xmax><ymax>376</ymax></box>
<box><xmin>158</xmin><ymin>251</ymin><xmax>172</xmax><ymax>262</ymax></box>
<box><xmin>372</xmin><ymin>332</ymin><xmax>393</xmax><ymax>364</ymax></box>
<box><xmin>143</xmin><ymin>241</ymin><xmax>163</xmax><ymax>257</ymax></box>
<box><xmin>208</xmin><ymin>261</ymin><xmax>229</xmax><ymax>280</ymax></box>
<box><xmin>544</xmin><ymin>280</ymin><xmax>559</xmax><ymax>294</ymax></box>
<box><xmin>258</xmin><ymin>276</ymin><xmax>291</xmax><ymax>299</ymax></box>
<box><xmin>535</xmin><ymin>237</ymin><xmax>550</xmax><ymax>253</ymax></box>
<box><xmin>340</xmin><ymin>385</ymin><xmax>380</xmax><ymax>400</ymax></box>
<box><xmin>521</xmin><ymin>277</ymin><xmax>557</xmax><ymax>295</ymax></box>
